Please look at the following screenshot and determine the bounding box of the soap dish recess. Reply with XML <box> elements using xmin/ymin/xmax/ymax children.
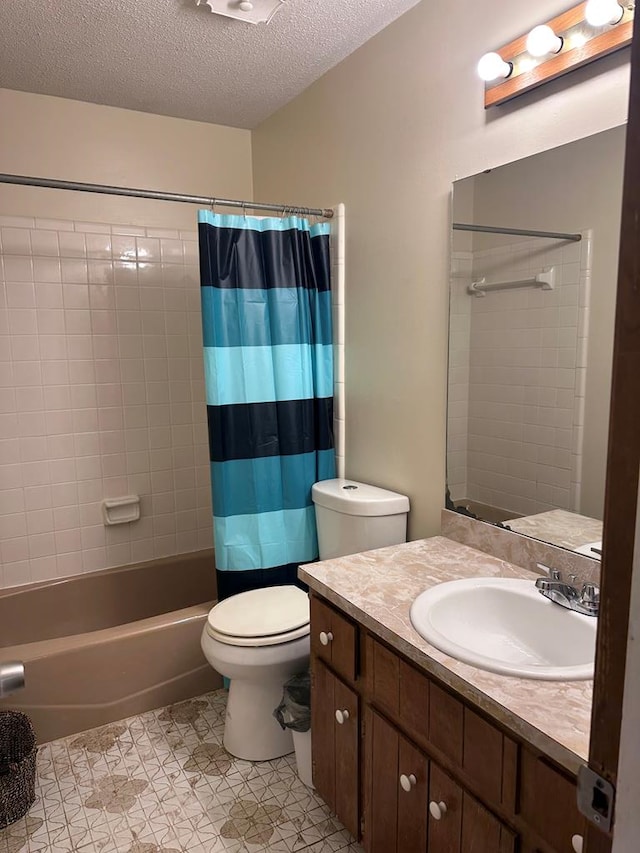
<box><xmin>102</xmin><ymin>496</ymin><xmax>140</xmax><ymax>526</ymax></box>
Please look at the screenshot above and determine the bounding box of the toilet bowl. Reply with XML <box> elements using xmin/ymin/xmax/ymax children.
<box><xmin>200</xmin><ymin>585</ymin><xmax>310</xmax><ymax>761</ymax></box>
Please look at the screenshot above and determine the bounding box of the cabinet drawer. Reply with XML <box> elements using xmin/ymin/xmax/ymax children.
<box><xmin>311</xmin><ymin>595</ymin><xmax>357</xmax><ymax>682</ymax></box>
<box><xmin>519</xmin><ymin>749</ymin><xmax>586</xmax><ymax>852</ymax></box>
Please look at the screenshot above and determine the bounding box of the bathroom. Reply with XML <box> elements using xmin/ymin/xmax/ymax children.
<box><xmin>1</xmin><ymin>0</ymin><xmax>639</xmax><ymax>850</ymax></box>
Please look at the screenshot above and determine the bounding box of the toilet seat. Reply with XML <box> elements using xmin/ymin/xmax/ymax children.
<box><xmin>206</xmin><ymin>585</ymin><xmax>310</xmax><ymax>648</ymax></box>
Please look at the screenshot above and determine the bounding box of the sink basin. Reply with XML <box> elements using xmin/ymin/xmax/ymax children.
<box><xmin>410</xmin><ymin>578</ymin><xmax>596</xmax><ymax>680</ymax></box>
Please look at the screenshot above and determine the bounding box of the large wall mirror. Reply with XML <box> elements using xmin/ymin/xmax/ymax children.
<box><xmin>446</xmin><ymin>126</ymin><xmax>626</xmax><ymax>559</ymax></box>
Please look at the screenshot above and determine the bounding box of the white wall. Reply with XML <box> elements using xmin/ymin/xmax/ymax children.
<box><xmin>0</xmin><ymin>89</ymin><xmax>253</xmax><ymax>228</ymax></box>
<box><xmin>252</xmin><ymin>0</ymin><xmax>630</xmax><ymax>538</ymax></box>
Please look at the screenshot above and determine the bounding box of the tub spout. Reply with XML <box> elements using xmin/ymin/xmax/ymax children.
<box><xmin>0</xmin><ymin>661</ymin><xmax>25</xmax><ymax>697</ymax></box>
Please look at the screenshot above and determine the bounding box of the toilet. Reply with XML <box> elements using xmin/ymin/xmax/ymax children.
<box><xmin>201</xmin><ymin>478</ymin><xmax>409</xmax><ymax>762</ymax></box>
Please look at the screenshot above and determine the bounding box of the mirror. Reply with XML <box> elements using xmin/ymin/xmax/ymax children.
<box><xmin>447</xmin><ymin>126</ymin><xmax>626</xmax><ymax>559</ymax></box>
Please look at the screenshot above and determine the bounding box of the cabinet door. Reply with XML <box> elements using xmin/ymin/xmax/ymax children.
<box><xmin>428</xmin><ymin>762</ymin><xmax>517</xmax><ymax>853</ymax></box>
<box><xmin>398</xmin><ymin>735</ymin><xmax>429</xmax><ymax>853</ymax></box>
<box><xmin>519</xmin><ymin>750</ymin><xmax>587</xmax><ymax>853</ymax></box>
<box><xmin>367</xmin><ymin>709</ymin><xmax>428</xmax><ymax>853</ymax></box>
<box><xmin>311</xmin><ymin>658</ymin><xmax>359</xmax><ymax>839</ymax></box>
<box><xmin>428</xmin><ymin>762</ymin><xmax>462</xmax><ymax>853</ymax></box>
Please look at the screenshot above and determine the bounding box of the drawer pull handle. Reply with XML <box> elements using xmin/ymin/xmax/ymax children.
<box><xmin>429</xmin><ymin>801</ymin><xmax>447</xmax><ymax>821</ymax></box>
<box><xmin>319</xmin><ymin>631</ymin><xmax>334</xmax><ymax>646</ymax></box>
<box><xmin>335</xmin><ymin>709</ymin><xmax>350</xmax><ymax>725</ymax></box>
<box><xmin>400</xmin><ymin>774</ymin><xmax>417</xmax><ymax>792</ymax></box>
<box><xmin>571</xmin><ymin>836</ymin><xmax>583</xmax><ymax>853</ymax></box>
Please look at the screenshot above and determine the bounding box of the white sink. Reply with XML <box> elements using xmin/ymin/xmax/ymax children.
<box><xmin>410</xmin><ymin>578</ymin><xmax>596</xmax><ymax>681</ymax></box>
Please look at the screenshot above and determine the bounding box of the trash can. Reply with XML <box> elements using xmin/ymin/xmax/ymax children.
<box><xmin>0</xmin><ymin>710</ymin><xmax>37</xmax><ymax>829</ymax></box>
<box><xmin>273</xmin><ymin>672</ymin><xmax>313</xmax><ymax>788</ymax></box>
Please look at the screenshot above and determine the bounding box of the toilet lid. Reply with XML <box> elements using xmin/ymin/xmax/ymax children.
<box><xmin>207</xmin><ymin>586</ymin><xmax>310</xmax><ymax>639</ymax></box>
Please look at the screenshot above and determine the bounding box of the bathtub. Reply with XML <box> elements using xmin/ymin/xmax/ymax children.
<box><xmin>0</xmin><ymin>550</ymin><xmax>222</xmax><ymax>743</ymax></box>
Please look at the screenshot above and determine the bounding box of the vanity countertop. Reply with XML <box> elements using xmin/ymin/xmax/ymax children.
<box><xmin>299</xmin><ymin>535</ymin><xmax>592</xmax><ymax>776</ymax></box>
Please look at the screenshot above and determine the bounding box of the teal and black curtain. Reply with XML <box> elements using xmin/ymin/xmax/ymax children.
<box><xmin>199</xmin><ymin>211</ymin><xmax>336</xmax><ymax>600</ymax></box>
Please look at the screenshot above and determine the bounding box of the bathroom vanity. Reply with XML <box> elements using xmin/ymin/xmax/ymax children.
<box><xmin>300</xmin><ymin>536</ymin><xmax>607</xmax><ymax>853</ymax></box>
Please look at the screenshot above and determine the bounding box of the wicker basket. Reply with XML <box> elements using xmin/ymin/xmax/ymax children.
<box><xmin>0</xmin><ymin>711</ymin><xmax>37</xmax><ymax>829</ymax></box>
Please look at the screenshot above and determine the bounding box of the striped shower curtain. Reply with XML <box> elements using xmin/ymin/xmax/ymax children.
<box><xmin>198</xmin><ymin>211</ymin><xmax>336</xmax><ymax>600</ymax></box>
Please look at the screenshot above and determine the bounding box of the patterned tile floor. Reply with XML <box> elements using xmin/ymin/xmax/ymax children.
<box><xmin>0</xmin><ymin>691</ymin><xmax>364</xmax><ymax>853</ymax></box>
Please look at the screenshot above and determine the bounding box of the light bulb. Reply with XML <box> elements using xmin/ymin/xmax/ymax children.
<box><xmin>477</xmin><ymin>52</ymin><xmax>513</xmax><ymax>82</ymax></box>
<box><xmin>526</xmin><ymin>25</ymin><xmax>564</xmax><ymax>58</ymax></box>
<box><xmin>585</xmin><ymin>0</ymin><xmax>624</xmax><ymax>26</ymax></box>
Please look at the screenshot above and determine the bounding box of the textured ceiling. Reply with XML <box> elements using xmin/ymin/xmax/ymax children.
<box><xmin>0</xmin><ymin>0</ymin><xmax>420</xmax><ymax>129</ymax></box>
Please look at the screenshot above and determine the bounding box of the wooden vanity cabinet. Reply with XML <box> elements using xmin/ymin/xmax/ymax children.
<box><xmin>364</xmin><ymin>708</ymin><xmax>515</xmax><ymax>853</ymax></box>
<box><xmin>309</xmin><ymin>593</ymin><xmax>602</xmax><ymax>853</ymax></box>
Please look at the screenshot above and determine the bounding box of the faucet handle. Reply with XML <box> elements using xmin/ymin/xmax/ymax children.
<box><xmin>580</xmin><ymin>583</ymin><xmax>599</xmax><ymax>604</ymax></box>
<box><xmin>536</xmin><ymin>563</ymin><xmax>561</xmax><ymax>580</ymax></box>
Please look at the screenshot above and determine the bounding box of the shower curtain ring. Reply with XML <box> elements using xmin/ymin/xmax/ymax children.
<box><xmin>210</xmin><ymin>197</ymin><xmax>217</xmax><ymax>214</ymax></box>
<box><xmin>242</xmin><ymin>201</ymin><xmax>248</xmax><ymax>221</ymax></box>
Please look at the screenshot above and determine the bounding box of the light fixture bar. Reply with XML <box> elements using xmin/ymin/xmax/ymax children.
<box><xmin>481</xmin><ymin>1</ymin><xmax>634</xmax><ymax>109</ymax></box>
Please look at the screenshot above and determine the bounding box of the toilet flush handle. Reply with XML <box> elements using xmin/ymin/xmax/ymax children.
<box><xmin>319</xmin><ymin>631</ymin><xmax>334</xmax><ymax>646</ymax></box>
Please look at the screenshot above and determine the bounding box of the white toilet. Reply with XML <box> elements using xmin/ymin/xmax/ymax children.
<box><xmin>201</xmin><ymin>478</ymin><xmax>409</xmax><ymax>762</ymax></box>
<box><xmin>201</xmin><ymin>585</ymin><xmax>310</xmax><ymax>760</ymax></box>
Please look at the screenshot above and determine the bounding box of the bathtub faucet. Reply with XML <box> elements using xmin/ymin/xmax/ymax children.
<box><xmin>0</xmin><ymin>661</ymin><xmax>25</xmax><ymax>697</ymax></box>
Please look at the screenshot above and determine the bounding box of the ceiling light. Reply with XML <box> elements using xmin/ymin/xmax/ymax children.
<box><xmin>526</xmin><ymin>25</ymin><xmax>564</xmax><ymax>57</ymax></box>
<box><xmin>477</xmin><ymin>52</ymin><xmax>513</xmax><ymax>82</ymax></box>
<box><xmin>196</xmin><ymin>0</ymin><xmax>285</xmax><ymax>25</ymax></box>
<box><xmin>585</xmin><ymin>0</ymin><xmax>625</xmax><ymax>26</ymax></box>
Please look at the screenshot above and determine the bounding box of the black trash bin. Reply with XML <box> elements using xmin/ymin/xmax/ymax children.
<box><xmin>0</xmin><ymin>711</ymin><xmax>37</xmax><ymax>829</ymax></box>
<box><xmin>274</xmin><ymin>672</ymin><xmax>313</xmax><ymax>787</ymax></box>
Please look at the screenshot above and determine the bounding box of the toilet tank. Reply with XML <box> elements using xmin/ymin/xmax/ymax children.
<box><xmin>312</xmin><ymin>479</ymin><xmax>410</xmax><ymax>560</ymax></box>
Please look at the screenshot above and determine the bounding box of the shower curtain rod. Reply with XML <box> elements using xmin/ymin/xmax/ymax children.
<box><xmin>453</xmin><ymin>222</ymin><xmax>581</xmax><ymax>242</ymax></box>
<box><xmin>0</xmin><ymin>173</ymin><xmax>334</xmax><ymax>219</ymax></box>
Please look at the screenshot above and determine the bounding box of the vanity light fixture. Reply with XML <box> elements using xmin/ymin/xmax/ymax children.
<box><xmin>478</xmin><ymin>1</ymin><xmax>634</xmax><ymax>108</ymax></box>
<box><xmin>585</xmin><ymin>0</ymin><xmax>625</xmax><ymax>26</ymax></box>
<box><xmin>195</xmin><ymin>0</ymin><xmax>286</xmax><ymax>24</ymax></box>
<box><xmin>526</xmin><ymin>25</ymin><xmax>564</xmax><ymax>57</ymax></box>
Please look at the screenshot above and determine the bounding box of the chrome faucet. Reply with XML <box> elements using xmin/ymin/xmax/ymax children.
<box><xmin>534</xmin><ymin>565</ymin><xmax>599</xmax><ymax>617</ymax></box>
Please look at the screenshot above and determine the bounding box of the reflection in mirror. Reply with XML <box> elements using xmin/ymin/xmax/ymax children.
<box><xmin>447</xmin><ymin>126</ymin><xmax>626</xmax><ymax>559</ymax></box>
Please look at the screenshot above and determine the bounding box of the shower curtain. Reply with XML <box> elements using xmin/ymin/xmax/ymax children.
<box><xmin>198</xmin><ymin>211</ymin><xmax>336</xmax><ymax>600</ymax></box>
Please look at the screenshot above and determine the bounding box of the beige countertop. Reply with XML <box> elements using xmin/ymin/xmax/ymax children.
<box><xmin>505</xmin><ymin>509</ymin><xmax>603</xmax><ymax>553</ymax></box>
<box><xmin>299</xmin><ymin>535</ymin><xmax>592</xmax><ymax>776</ymax></box>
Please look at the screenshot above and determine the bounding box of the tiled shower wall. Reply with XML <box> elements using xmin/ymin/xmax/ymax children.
<box><xmin>447</xmin><ymin>235</ymin><xmax>591</xmax><ymax>517</ymax></box>
<box><xmin>0</xmin><ymin>215</ymin><xmax>212</xmax><ymax>588</ymax></box>
<box><xmin>0</xmin><ymin>212</ymin><xmax>346</xmax><ymax>589</ymax></box>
